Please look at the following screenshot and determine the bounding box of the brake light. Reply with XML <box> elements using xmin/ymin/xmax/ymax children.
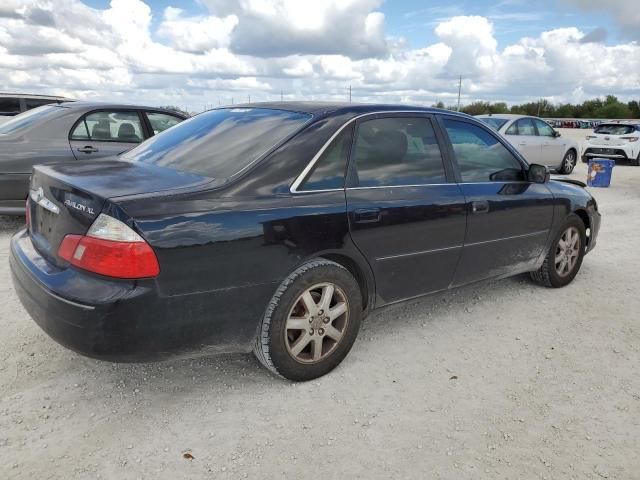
<box><xmin>57</xmin><ymin>214</ymin><xmax>159</xmax><ymax>279</ymax></box>
<box><xmin>25</xmin><ymin>198</ymin><xmax>31</xmax><ymax>230</ymax></box>
<box><xmin>620</xmin><ymin>136</ymin><xmax>639</xmax><ymax>142</ymax></box>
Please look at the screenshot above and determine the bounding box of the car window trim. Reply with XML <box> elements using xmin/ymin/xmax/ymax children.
<box><xmin>434</xmin><ymin>113</ymin><xmax>529</xmax><ymax>184</ymax></box>
<box><xmin>290</xmin><ymin>110</ymin><xmax>459</xmax><ymax>194</ymax></box>
<box><xmin>68</xmin><ymin>108</ymin><xmax>146</xmax><ymax>144</ymax></box>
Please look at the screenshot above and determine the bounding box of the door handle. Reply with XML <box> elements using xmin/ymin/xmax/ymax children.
<box><xmin>471</xmin><ymin>201</ymin><xmax>489</xmax><ymax>214</ymax></box>
<box><xmin>77</xmin><ymin>146</ymin><xmax>99</xmax><ymax>153</ymax></box>
<box><xmin>354</xmin><ymin>208</ymin><xmax>382</xmax><ymax>223</ymax></box>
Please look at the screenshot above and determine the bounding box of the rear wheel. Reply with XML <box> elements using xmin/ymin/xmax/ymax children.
<box><xmin>631</xmin><ymin>154</ymin><xmax>640</xmax><ymax>167</ymax></box>
<box><xmin>254</xmin><ymin>259</ymin><xmax>362</xmax><ymax>381</ymax></box>
<box><xmin>559</xmin><ymin>149</ymin><xmax>577</xmax><ymax>174</ymax></box>
<box><xmin>530</xmin><ymin>214</ymin><xmax>586</xmax><ymax>288</ymax></box>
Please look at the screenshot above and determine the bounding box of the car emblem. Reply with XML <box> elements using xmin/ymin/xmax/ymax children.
<box><xmin>604</xmin><ymin>136</ymin><xmax>610</xmax><ymax>140</ymax></box>
<box><xmin>29</xmin><ymin>187</ymin><xmax>59</xmax><ymax>214</ymax></box>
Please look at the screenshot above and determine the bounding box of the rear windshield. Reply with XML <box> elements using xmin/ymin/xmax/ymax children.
<box><xmin>477</xmin><ymin>117</ymin><xmax>508</xmax><ymax>131</ymax></box>
<box><xmin>594</xmin><ymin>124</ymin><xmax>637</xmax><ymax>135</ymax></box>
<box><xmin>0</xmin><ymin>105</ymin><xmax>60</xmax><ymax>134</ymax></box>
<box><xmin>122</xmin><ymin>108</ymin><xmax>312</xmax><ymax>179</ymax></box>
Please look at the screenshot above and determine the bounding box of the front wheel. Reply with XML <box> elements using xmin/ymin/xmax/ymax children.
<box><xmin>559</xmin><ymin>150</ymin><xmax>577</xmax><ymax>174</ymax></box>
<box><xmin>254</xmin><ymin>259</ymin><xmax>362</xmax><ymax>381</ymax></box>
<box><xmin>530</xmin><ymin>215</ymin><xmax>586</xmax><ymax>288</ymax></box>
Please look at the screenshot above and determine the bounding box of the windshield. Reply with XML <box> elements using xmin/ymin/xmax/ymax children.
<box><xmin>0</xmin><ymin>105</ymin><xmax>61</xmax><ymax>134</ymax></box>
<box><xmin>594</xmin><ymin>124</ymin><xmax>636</xmax><ymax>135</ymax></box>
<box><xmin>477</xmin><ymin>117</ymin><xmax>508</xmax><ymax>131</ymax></box>
<box><xmin>122</xmin><ymin>108</ymin><xmax>312</xmax><ymax>179</ymax></box>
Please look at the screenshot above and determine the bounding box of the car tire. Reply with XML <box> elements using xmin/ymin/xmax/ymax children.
<box><xmin>631</xmin><ymin>154</ymin><xmax>640</xmax><ymax>167</ymax></box>
<box><xmin>254</xmin><ymin>258</ymin><xmax>363</xmax><ymax>381</ymax></box>
<box><xmin>530</xmin><ymin>214</ymin><xmax>586</xmax><ymax>288</ymax></box>
<box><xmin>559</xmin><ymin>149</ymin><xmax>577</xmax><ymax>174</ymax></box>
<box><xmin>581</xmin><ymin>155</ymin><xmax>589</xmax><ymax>164</ymax></box>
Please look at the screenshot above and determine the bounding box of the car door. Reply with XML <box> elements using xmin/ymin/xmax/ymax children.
<box><xmin>503</xmin><ymin>117</ymin><xmax>543</xmax><ymax>164</ymax></box>
<box><xmin>439</xmin><ymin>116</ymin><xmax>555</xmax><ymax>286</ymax></box>
<box><xmin>69</xmin><ymin>110</ymin><xmax>145</xmax><ymax>160</ymax></box>
<box><xmin>345</xmin><ymin>114</ymin><xmax>467</xmax><ymax>305</ymax></box>
<box><xmin>534</xmin><ymin>118</ymin><xmax>565</xmax><ymax>168</ymax></box>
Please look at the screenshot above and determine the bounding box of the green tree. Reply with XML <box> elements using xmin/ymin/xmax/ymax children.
<box><xmin>627</xmin><ymin>100</ymin><xmax>640</xmax><ymax>118</ymax></box>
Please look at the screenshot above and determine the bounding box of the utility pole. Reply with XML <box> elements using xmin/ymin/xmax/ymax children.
<box><xmin>349</xmin><ymin>85</ymin><xmax>352</xmax><ymax>103</ymax></box>
<box><xmin>457</xmin><ymin>76</ymin><xmax>462</xmax><ymax>112</ymax></box>
<box><xmin>281</xmin><ymin>90</ymin><xmax>283</xmax><ymax>101</ymax></box>
<box><xmin>248</xmin><ymin>94</ymin><xmax>251</xmax><ymax>104</ymax></box>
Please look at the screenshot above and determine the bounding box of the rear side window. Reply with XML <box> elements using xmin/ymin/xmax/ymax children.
<box><xmin>24</xmin><ymin>98</ymin><xmax>56</xmax><ymax>110</ymax></box>
<box><xmin>352</xmin><ymin>117</ymin><xmax>447</xmax><ymax>187</ymax></box>
<box><xmin>443</xmin><ymin>119</ymin><xmax>525</xmax><ymax>182</ymax></box>
<box><xmin>71</xmin><ymin>111</ymin><xmax>143</xmax><ymax>143</ymax></box>
<box><xmin>122</xmin><ymin>108</ymin><xmax>312</xmax><ymax>179</ymax></box>
<box><xmin>0</xmin><ymin>97</ymin><xmax>21</xmax><ymax>115</ymax></box>
<box><xmin>146</xmin><ymin>112</ymin><xmax>183</xmax><ymax>135</ymax></box>
<box><xmin>299</xmin><ymin>125</ymin><xmax>353</xmax><ymax>191</ymax></box>
<box><xmin>594</xmin><ymin>124</ymin><xmax>636</xmax><ymax>135</ymax></box>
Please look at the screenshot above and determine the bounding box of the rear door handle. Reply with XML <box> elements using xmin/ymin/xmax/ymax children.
<box><xmin>354</xmin><ymin>208</ymin><xmax>382</xmax><ymax>223</ymax></box>
<box><xmin>77</xmin><ymin>146</ymin><xmax>99</xmax><ymax>153</ymax></box>
<box><xmin>471</xmin><ymin>201</ymin><xmax>489</xmax><ymax>214</ymax></box>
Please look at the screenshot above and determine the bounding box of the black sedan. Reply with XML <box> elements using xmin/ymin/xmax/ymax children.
<box><xmin>10</xmin><ymin>102</ymin><xmax>601</xmax><ymax>381</ymax></box>
<box><xmin>0</xmin><ymin>102</ymin><xmax>188</xmax><ymax>214</ymax></box>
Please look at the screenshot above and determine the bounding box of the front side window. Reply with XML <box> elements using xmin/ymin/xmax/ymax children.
<box><xmin>71</xmin><ymin>111</ymin><xmax>143</xmax><ymax>143</ymax></box>
<box><xmin>534</xmin><ymin>119</ymin><xmax>555</xmax><ymax>137</ymax></box>
<box><xmin>122</xmin><ymin>108</ymin><xmax>311</xmax><ymax>179</ymax></box>
<box><xmin>300</xmin><ymin>125</ymin><xmax>353</xmax><ymax>191</ymax></box>
<box><xmin>146</xmin><ymin>112</ymin><xmax>183</xmax><ymax>135</ymax></box>
<box><xmin>443</xmin><ymin>119</ymin><xmax>525</xmax><ymax>183</ymax></box>
<box><xmin>352</xmin><ymin>117</ymin><xmax>447</xmax><ymax>187</ymax></box>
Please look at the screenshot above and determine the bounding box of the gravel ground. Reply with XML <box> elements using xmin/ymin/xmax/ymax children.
<box><xmin>1</xmin><ymin>162</ymin><xmax>639</xmax><ymax>480</ymax></box>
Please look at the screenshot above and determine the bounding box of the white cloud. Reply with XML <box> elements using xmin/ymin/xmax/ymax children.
<box><xmin>0</xmin><ymin>1</ymin><xmax>638</xmax><ymax>111</ymax></box>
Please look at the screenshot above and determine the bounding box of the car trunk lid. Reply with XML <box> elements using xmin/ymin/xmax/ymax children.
<box><xmin>28</xmin><ymin>161</ymin><xmax>208</xmax><ymax>266</ymax></box>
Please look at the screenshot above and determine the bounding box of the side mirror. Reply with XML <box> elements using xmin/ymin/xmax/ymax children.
<box><xmin>528</xmin><ymin>164</ymin><xmax>550</xmax><ymax>184</ymax></box>
<box><xmin>553</xmin><ymin>130</ymin><xmax>561</xmax><ymax>138</ymax></box>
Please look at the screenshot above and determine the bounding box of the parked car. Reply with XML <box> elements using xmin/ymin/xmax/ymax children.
<box><xmin>582</xmin><ymin>123</ymin><xmax>640</xmax><ymax>166</ymax></box>
<box><xmin>10</xmin><ymin>103</ymin><xmax>601</xmax><ymax>381</ymax></box>
<box><xmin>0</xmin><ymin>93</ymin><xmax>73</xmax><ymax>124</ymax></box>
<box><xmin>0</xmin><ymin>102</ymin><xmax>188</xmax><ymax>214</ymax></box>
<box><xmin>476</xmin><ymin>114</ymin><xmax>580</xmax><ymax>174</ymax></box>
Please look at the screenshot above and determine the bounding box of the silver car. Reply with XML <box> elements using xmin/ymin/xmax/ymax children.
<box><xmin>0</xmin><ymin>102</ymin><xmax>188</xmax><ymax>214</ymax></box>
<box><xmin>476</xmin><ymin>114</ymin><xmax>579</xmax><ymax>174</ymax></box>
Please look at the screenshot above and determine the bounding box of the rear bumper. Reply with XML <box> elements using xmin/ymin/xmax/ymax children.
<box><xmin>10</xmin><ymin>229</ymin><xmax>274</xmax><ymax>361</ymax></box>
<box><xmin>582</xmin><ymin>144</ymin><xmax>636</xmax><ymax>162</ymax></box>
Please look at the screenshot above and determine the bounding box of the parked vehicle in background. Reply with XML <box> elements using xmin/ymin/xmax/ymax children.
<box><xmin>0</xmin><ymin>102</ymin><xmax>188</xmax><ymax>214</ymax></box>
<box><xmin>0</xmin><ymin>93</ymin><xmax>73</xmax><ymax>124</ymax></box>
<box><xmin>476</xmin><ymin>114</ymin><xmax>580</xmax><ymax>174</ymax></box>
<box><xmin>582</xmin><ymin>123</ymin><xmax>640</xmax><ymax>166</ymax></box>
<box><xmin>10</xmin><ymin>102</ymin><xmax>601</xmax><ymax>381</ymax></box>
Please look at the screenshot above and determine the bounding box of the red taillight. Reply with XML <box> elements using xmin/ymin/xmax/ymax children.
<box><xmin>25</xmin><ymin>198</ymin><xmax>31</xmax><ymax>230</ymax></box>
<box><xmin>57</xmin><ymin>214</ymin><xmax>159</xmax><ymax>279</ymax></box>
<box><xmin>620</xmin><ymin>136</ymin><xmax>639</xmax><ymax>143</ymax></box>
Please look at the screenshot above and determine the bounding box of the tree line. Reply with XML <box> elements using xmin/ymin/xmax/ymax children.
<box><xmin>433</xmin><ymin>95</ymin><xmax>640</xmax><ymax>119</ymax></box>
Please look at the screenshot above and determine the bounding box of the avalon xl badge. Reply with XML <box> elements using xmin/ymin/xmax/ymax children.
<box><xmin>29</xmin><ymin>187</ymin><xmax>59</xmax><ymax>214</ymax></box>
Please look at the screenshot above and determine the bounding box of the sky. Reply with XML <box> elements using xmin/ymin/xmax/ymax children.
<box><xmin>0</xmin><ymin>0</ymin><xmax>639</xmax><ymax>112</ymax></box>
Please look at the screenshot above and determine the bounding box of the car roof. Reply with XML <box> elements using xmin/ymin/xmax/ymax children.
<box><xmin>229</xmin><ymin>101</ymin><xmax>471</xmax><ymax>120</ymax></box>
<box><xmin>57</xmin><ymin>101</ymin><xmax>188</xmax><ymax>116</ymax></box>
<box><xmin>0</xmin><ymin>92</ymin><xmax>72</xmax><ymax>100</ymax></box>
<box><xmin>476</xmin><ymin>114</ymin><xmax>531</xmax><ymax>120</ymax></box>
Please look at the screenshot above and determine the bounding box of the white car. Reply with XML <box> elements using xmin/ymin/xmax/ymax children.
<box><xmin>476</xmin><ymin>114</ymin><xmax>580</xmax><ymax>174</ymax></box>
<box><xmin>582</xmin><ymin>122</ymin><xmax>640</xmax><ymax>166</ymax></box>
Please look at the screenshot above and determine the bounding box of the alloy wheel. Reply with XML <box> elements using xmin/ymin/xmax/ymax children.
<box><xmin>284</xmin><ymin>283</ymin><xmax>349</xmax><ymax>364</ymax></box>
<box><xmin>555</xmin><ymin>226</ymin><xmax>581</xmax><ymax>277</ymax></box>
<box><xmin>563</xmin><ymin>151</ymin><xmax>576</xmax><ymax>173</ymax></box>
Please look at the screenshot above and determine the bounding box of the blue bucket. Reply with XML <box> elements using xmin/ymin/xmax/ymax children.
<box><xmin>587</xmin><ymin>158</ymin><xmax>615</xmax><ymax>187</ymax></box>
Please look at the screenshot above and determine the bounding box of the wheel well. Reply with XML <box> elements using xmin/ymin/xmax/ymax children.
<box><xmin>574</xmin><ymin>209</ymin><xmax>591</xmax><ymax>245</ymax></box>
<box><xmin>320</xmin><ymin>253</ymin><xmax>370</xmax><ymax>311</ymax></box>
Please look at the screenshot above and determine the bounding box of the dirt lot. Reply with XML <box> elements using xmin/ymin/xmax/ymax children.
<box><xmin>1</xmin><ymin>163</ymin><xmax>639</xmax><ymax>480</ymax></box>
